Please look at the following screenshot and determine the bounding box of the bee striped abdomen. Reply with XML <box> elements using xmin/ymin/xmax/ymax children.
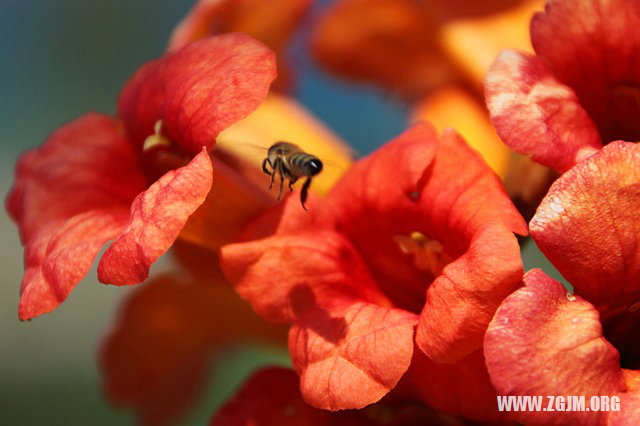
<box><xmin>290</xmin><ymin>153</ymin><xmax>323</xmax><ymax>177</ymax></box>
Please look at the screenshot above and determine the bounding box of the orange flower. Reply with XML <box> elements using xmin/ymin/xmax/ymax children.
<box><xmin>6</xmin><ymin>34</ymin><xmax>276</xmax><ymax>319</ymax></box>
<box><xmin>220</xmin><ymin>123</ymin><xmax>526</xmax><ymax>418</ymax></box>
<box><xmin>411</xmin><ymin>86</ymin><xmax>509</xmax><ymax>175</ymax></box>
<box><xmin>169</xmin><ymin>0</ymin><xmax>313</xmax><ymax>91</ymax></box>
<box><xmin>312</xmin><ymin>0</ymin><xmax>453</xmax><ymax>99</ymax></box>
<box><xmin>440</xmin><ymin>0</ymin><xmax>542</xmax><ymax>90</ymax></box>
<box><xmin>313</xmin><ymin>0</ymin><xmax>551</xmax><ymax>221</ymax></box>
<box><xmin>411</xmin><ymin>85</ymin><xmax>554</xmax><ymax>220</ymax></box>
<box><xmin>312</xmin><ymin>0</ymin><xmax>543</xmax><ymax>97</ymax></box>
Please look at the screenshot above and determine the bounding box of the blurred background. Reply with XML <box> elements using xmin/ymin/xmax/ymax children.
<box><xmin>0</xmin><ymin>0</ymin><xmax>560</xmax><ymax>424</ymax></box>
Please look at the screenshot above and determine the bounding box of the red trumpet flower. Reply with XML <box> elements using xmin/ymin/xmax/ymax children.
<box><xmin>482</xmin><ymin>1</ymin><xmax>640</xmax><ymax>422</ymax></box>
<box><xmin>168</xmin><ymin>0</ymin><xmax>312</xmax><ymax>92</ymax></box>
<box><xmin>7</xmin><ymin>33</ymin><xmax>276</xmax><ymax>320</ymax></box>
<box><xmin>485</xmin><ymin>142</ymin><xmax>640</xmax><ymax>425</ymax></box>
<box><xmin>485</xmin><ymin>0</ymin><xmax>640</xmax><ymax>174</ymax></box>
<box><xmin>221</xmin><ymin>122</ymin><xmax>526</xmax><ymax>418</ymax></box>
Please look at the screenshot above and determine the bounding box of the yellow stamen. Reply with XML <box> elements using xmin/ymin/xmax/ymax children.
<box><xmin>143</xmin><ymin>120</ymin><xmax>172</xmax><ymax>151</ymax></box>
<box><xmin>393</xmin><ymin>231</ymin><xmax>452</xmax><ymax>276</ymax></box>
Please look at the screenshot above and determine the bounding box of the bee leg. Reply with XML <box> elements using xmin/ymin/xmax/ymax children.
<box><xmin>288</xmin><ymin>177</ymin><xmax>298</xmax><ymax>192</ymax></box>
<box><xmin>276</xmin><ymin>161</ymin><xmax>285</xmax><ymax>201</ymax></box>
<box><xmin>300</xmin><ymin>177</ymin><xmax>312</xmax><ymax>211</ymax></box>
<box><xmin>268</xmin><ymin>171</ymin><xmax>275</xmax><ymax>191</ymax></box>
<box><xmin>261</xmin><ymin>158</ymin><xmax>271</xmax><ymax>174</ymax></box>
<box><xmin>268</xmin><ymin>159</ymin><xmax>277</xmax><ymax>191</ymax></box>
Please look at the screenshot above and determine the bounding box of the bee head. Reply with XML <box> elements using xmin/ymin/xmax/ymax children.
<box><xmin>308</xmin><ymin>159</ymin><xmax>323</xmax><ymax>175</ymax></box>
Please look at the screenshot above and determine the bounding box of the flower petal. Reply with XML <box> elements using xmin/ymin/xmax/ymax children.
<box><xmin>177</xmin><ymin>156</ymin><xmax>273</xmax><ymax>252</ymax></box>
<box><xmin>118</xmin><ymin>34</ymin><xmax>276</xmax><ymax>153</ymax></box>
<box><xmin>168</xmin><ymin>0</ymin><xmax>311</xmax><ymax>54</ymax></box>
<box><xmin>167</xmin><ymin>0</ymin><xmax>310</xmax><ymax>92</ymax></box>
<box><xmin>485</xmin><ymin>50</ymin><xmax>602</xmax><ymax>173</ymax></box>
<box><xmin>439</xmin><ymin>0</ymin><xmax>543</xmax><ymax>88</ymax></box>
<box><xmin>330</xmin><ymin>122</ymin><xmax>439</xmax><ymax>207</ymax></box>
<box><xmin>6</xmin><ymin>113</ymin><xmax>146</xmax><ymax>319</ymax></box>
<box><xmin>484</xmin><ymin>269</ymin><xmax>625</xmax><ymax>425</ymax></box>
<box><xmin>235</xmin><ymin>189</ymin><xmax>337</xmax><ymax>241</ymax></box>
<box><xmin>530</xmin><ymin>142</ymin><xmax>640</xmax><ymax>308</ymax></box>
<box><xmin>531</xmin><ymin>0</ymin><xmax>640</xmax><ymax>143</ymax></box>
<box><xmin>416</xmin><ymin>223</ymin><xmax>522</xmax><ymax>363</ymax></box>
<box><xmin>98</xmin><ymin>149</ymin><xmax>212</xmax><ymax>285</ymax></box>
<box><xmin>609</xmin><ymin>391</ymin><xmax>640</xmax><ymax>425</ymax></box>
<box><xmin>289</xmin><ymin>302</ymin><xmax>417</xmax><ymax>410</ymax></box>
<box><xmin>116</xmin><ymin>59</ymin><xmax>164</xmax><ymax>150</ymax></box>
<box><xmin>100</xmin><ymin>271</ymin><xmax>287</xmax><ymax>426</ymax></box>
<box><xmin>161</xmin><ymin>34</ymin><xmax>275</xmax><ymax>153</ymax></box>
<box><xmin>412</xmin><ymin>85</ymin><xmax>555</xmax><ymax>222</ymax></box>
<box><xmin>411</xmin><ymin>86</ymin><xmax>510</xmax><ymax>176</ymax></box>
<box><xmin>311</xmin><ymin>0</ymin><xmax>453</xmax><ymax>98</ymax></box>
<box><xmin>221</xmin><ymin>227</ymin><xmax>391</xmax><ymax>323</ymax></box>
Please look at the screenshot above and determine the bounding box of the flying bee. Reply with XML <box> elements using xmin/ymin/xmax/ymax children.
<box><xmin>261</xmin><ymin>141</ymin><xmax>323</xmax><ymax>210</ymax></box>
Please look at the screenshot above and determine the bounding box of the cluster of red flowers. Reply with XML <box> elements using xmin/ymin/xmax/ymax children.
<box><xmin>7</xmin><ymin>0</ymin><xmax>640</xmax><ymax>424</ymax></box>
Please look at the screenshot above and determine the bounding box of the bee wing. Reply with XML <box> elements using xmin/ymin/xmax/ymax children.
<box><xmin>318</xmin><ymin>157</ymin><xmax>348</xmax><ymax>173</ymax></box>
<box><xmin>213</xmin><ymin>139</ymin><xmax>276</xmax><ymax>182</ymax></box>
<box><xmin>215</xmin><ymin>138</ymin><xmax>270</xmax><ymax>160</ymax></box>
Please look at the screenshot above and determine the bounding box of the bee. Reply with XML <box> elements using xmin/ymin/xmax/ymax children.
<box><xmin>261</xmin><ymin>142</ymin><xmax>323</xmax><ymax>210</ymax></box>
